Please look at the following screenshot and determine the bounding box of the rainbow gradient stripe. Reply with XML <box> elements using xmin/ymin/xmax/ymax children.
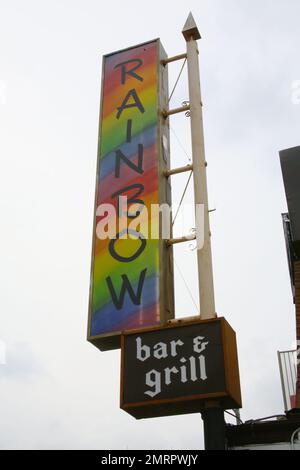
<box><xmin>89</xmin><ymin>40</ymin><xmax>161</xmax><ymax>341</ymax></box>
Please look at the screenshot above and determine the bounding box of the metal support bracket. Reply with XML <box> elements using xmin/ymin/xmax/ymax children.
<box><xmin>162</xmin><ymin>104</ymin><xmax>190</xmax><ymax>119</ymax></box>
<box><xmin>161</xmin><ymin>53</ymin><xmax>187</xmax><ymax>66</ymax></box>
<box><xmin>164</xmin><ymin>164</ymin><xmax>193</xmax><ymax>177</ymax></box>
<box><xmin>166</xmin><ymin>234</ymin><xmax>196</xmax><ymax>246</ymax></box>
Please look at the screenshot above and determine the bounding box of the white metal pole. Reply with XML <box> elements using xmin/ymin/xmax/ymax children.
<box><xmin>277</xmin><ymin>351</ymin><xmax>288</xmax><ymax>412</ymax></box>
<box><xmin>183</xmin><ymin>13</ymin><xmax>216</xmax><ymax>320</ymax></box>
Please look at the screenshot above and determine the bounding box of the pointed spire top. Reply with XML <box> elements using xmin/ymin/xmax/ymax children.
<box><xmin>182</xmin><ymin>12</ymin><xmax>201</xmax><ymax>41</ymax></box>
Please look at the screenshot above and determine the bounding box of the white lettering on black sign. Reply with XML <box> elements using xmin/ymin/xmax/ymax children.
<box><xmin>136</xmin><ymin>335</ymin><xmax>209</xmax><ymax>398</ymax></box>
<box><xmin>122</xmin><ymin>322</ymin><xmax>226</xmax><ymax>405</ymax></box>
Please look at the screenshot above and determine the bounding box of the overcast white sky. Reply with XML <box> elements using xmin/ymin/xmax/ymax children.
<box><xmin>0</xmin><ymin>0</ymin><xmax>300</xmax><ymax>450</ymax></box>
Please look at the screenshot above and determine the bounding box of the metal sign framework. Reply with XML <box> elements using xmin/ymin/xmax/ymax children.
<box><xmin>160</xmin><ymin>12</ymin><xmax>217</xmax><ymax>320</ymax></box>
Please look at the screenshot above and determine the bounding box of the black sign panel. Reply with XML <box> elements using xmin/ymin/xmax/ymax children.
<box><xmin>121</xmin><ymin>318</ymin><xmax>241</xmax><ymax>419</ymax></box>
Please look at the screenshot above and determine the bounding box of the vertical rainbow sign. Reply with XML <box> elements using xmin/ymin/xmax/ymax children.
<box><xmin>88</xmin><ymin>40</ymin><xmax>174</xmax><ymax>350</ymax></box>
